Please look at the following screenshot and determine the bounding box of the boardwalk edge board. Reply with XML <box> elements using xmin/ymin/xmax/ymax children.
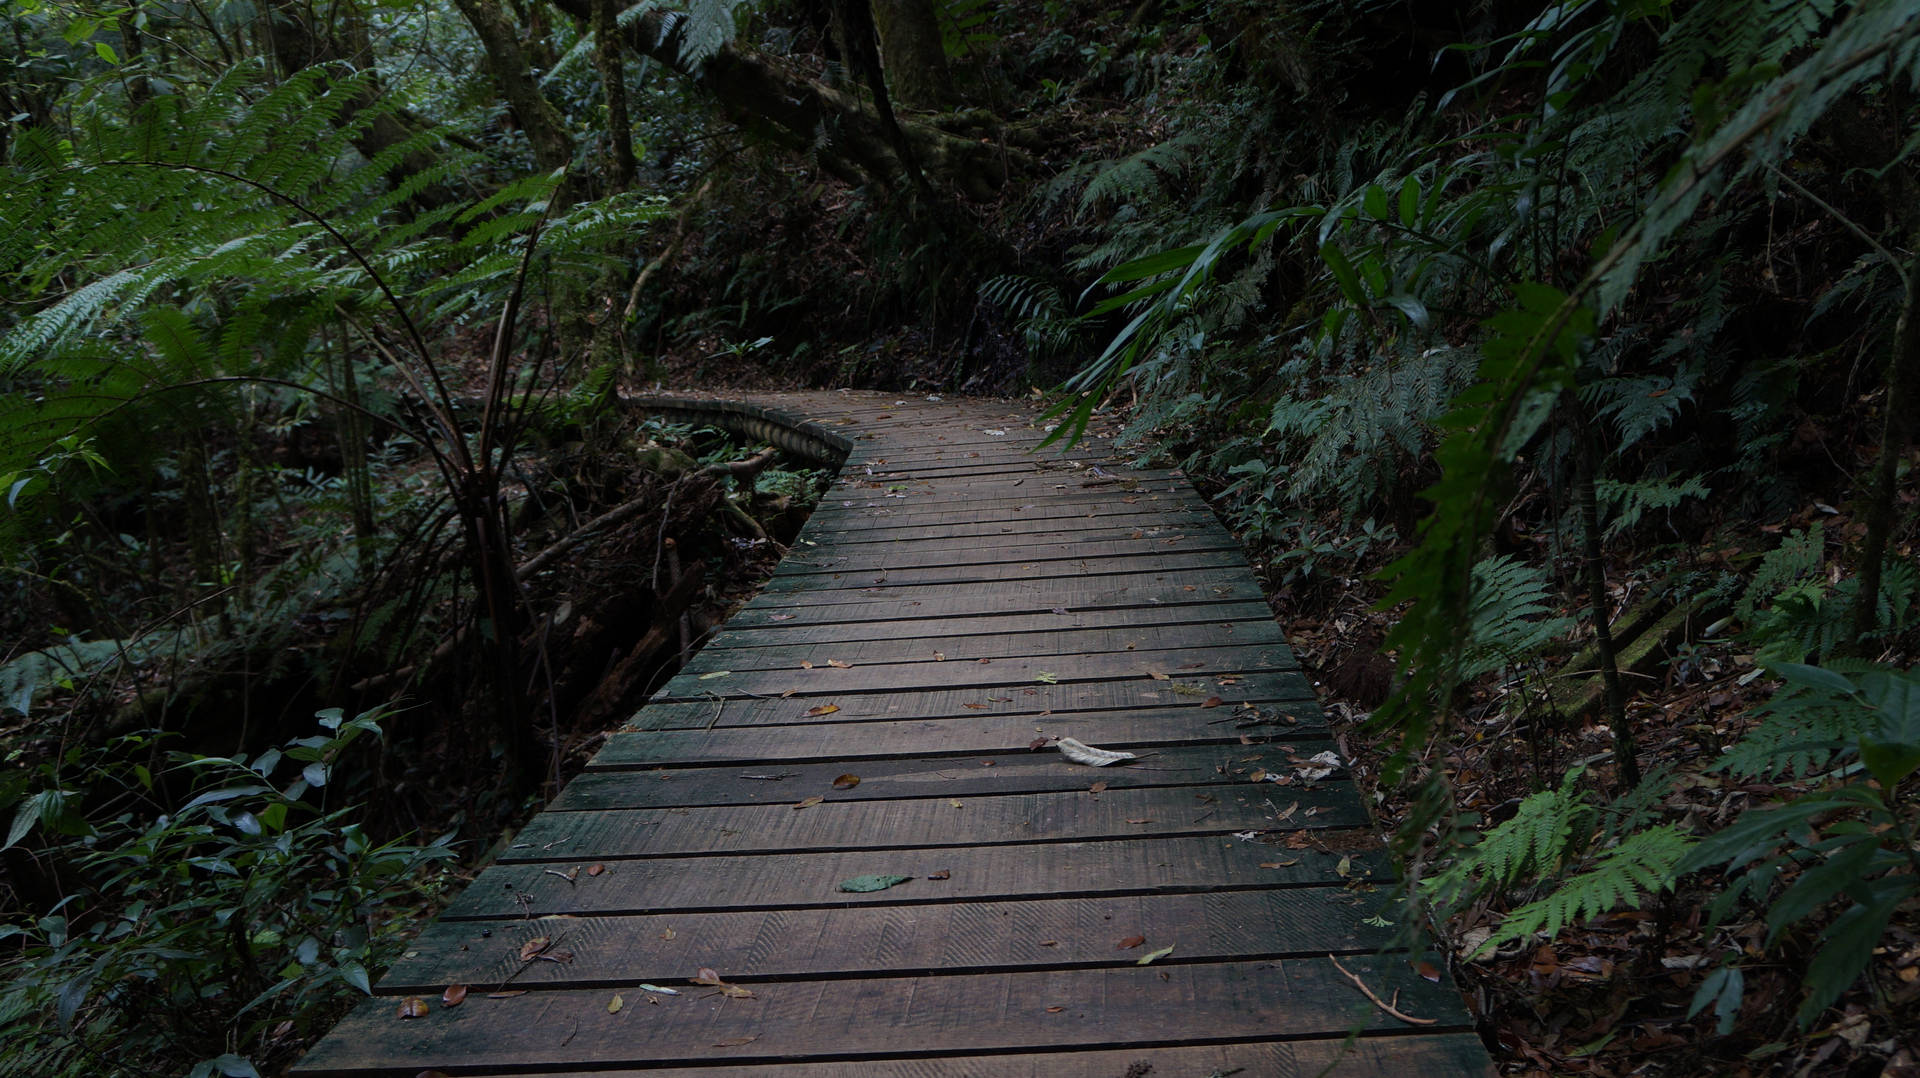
<box><xmin>291</xmin><ymin>391</ymin><xmax>1492</xmax><ymax>1078</ymax></box>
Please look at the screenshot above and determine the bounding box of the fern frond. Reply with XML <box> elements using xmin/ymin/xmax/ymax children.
<box><xmin>1463</xmin><ymin>554</ymin><xmax>1574</xmax><ymax>678</ymax></box>
<box><xmin>1483</xmin><ymin>825</ymin><xmax>1692</xmax><ymax>950</ymax></box>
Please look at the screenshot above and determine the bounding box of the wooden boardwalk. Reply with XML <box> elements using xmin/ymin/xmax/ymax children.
<box><xmin>293</xmin><ymin>392</ymin><xmax>1491</xmax><ymax>1077</ymax></box>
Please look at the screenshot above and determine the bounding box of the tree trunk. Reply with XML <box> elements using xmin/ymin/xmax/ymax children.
<box><xmin>542</xmin><ymin>0</ymin><xmax>1018</xmax><ymax>198</ymax></box>
<box><xmin>263</xmin><ymin>0</ymin><xmax>457</xmax><ymax>203</ymax></box>
<box><xmin>870</xmin><ymin>0</ymin><xmax>956</xmax><ymax>110</ymax></box>
<box><xmin>451</xmin><ymin>0</ymin><xmax>575</xmax><ymax>181</ymax></box>
<box><xmin>590</xmin><ymin>0</ymin><xmax>636</xmax><ymax>192</ymax></box>
<box><xmin>1847</xmin><ymin>246</ymin><xmax>1920</xmax><ymax>652</ymax></box>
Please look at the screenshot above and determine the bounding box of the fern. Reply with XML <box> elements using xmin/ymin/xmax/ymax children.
<box><xmin>1736</xmin><ymin>524</ymin><xmax>1826</xmax><ymax>626</ymax></box>
<box><xmin>1594</xmin><ymin>473</ymin><xmax>1710</xmax><ymax>537</ymax></box>
<box><xmin>1424</xmin><ymin>766</ymin><xmax>1592</xmax><ymax>913</ymax></box>
<box><xmin>1462</xmin><ymin>554</ymin><xmax>1575</xmax><ymax>679</ymax></box>
<box><xmin>1481</xmin><ymin>825</ymin><xmax>1693</xmax><ymax>952</ymax></box>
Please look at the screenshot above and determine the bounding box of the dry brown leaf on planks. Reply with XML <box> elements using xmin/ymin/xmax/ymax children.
<box><xmin>586</xmin><ymin>863</ymin><xmax>607</xmax><ymax>877</ymax></box>
<box><xmin>793</xmin><ymin>796</ymin><xmax>824</xmax><ymax>810</ymax></box>
<box><xmin>826</xmin><ymin>659</ymin><xmax>852</xmax><ymax>669</ymax></box>
<box><xmin>396</xmin><ymin>997</ymin><xmax>429</xmax><ymax>1019</ymax></box>
<box><xmin>1089</xmin><ymin>781</ymin><xmax>1108</xmax><ymax>794</ymax></box>
<box><xmin>831</xmin><ymin>774</ymin><xmax>861</xmax><ymax>790</ymax></box>
<box><xmin>804</xmin><ymin>704</ymin><xmax>839</xmax><ymax>716</ymax></box>
<box><xmin>518</xmin><ymin>936</ymin><xmax>551</xmax><ymax>961</ymax></box>
<box><xmin>1117</xmin><ymin>935</ymin><xmax>1146</xmax><ymax>949</ymax></box>
<box><xmin>607</xmin><ymin>994</ymin><xmax>624</xmax><ymax>1014</ymax></box>
<box><xmin>441</xmin><ymin>985</ymin><xmax>467</xmax><ymax>1007</ymax></box>
<box><xmin>927</xmin><ymin>869</ymin><xmax>951</xmax><ymax>880</ymax></box>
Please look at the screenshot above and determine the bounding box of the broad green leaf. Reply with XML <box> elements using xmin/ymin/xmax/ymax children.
<box><xmin>836</xmin><ymin>873</ymin><xmax>913</xmax><ymax>893</ymax></box>
<box><xmin>1687</xmin><ymin>966</ymin><xmax>1743</xmax><ymax>1036</ymax></box>
<box><xmin>1397</xmin><ymin>175</ymin><xmax>1420</xmax><ymax>227</ymax></box>
<box><xmin>1319</xmin><ymin>243</ymin><xmax>1366</xmax><ymax>307</ymax></box>
<box><xmin>1362</xmin><ymin>183</ymin><xmax>1391</xmax><ymax>220</ymax></box>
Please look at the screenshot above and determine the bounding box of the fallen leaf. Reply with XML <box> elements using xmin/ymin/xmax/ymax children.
<box><xmin>1202</xmin><ymin>696</ymin><xmax>1223</xmax><ymax>708</ymax></box>
<box><xmin>933</xmin><ymin>651</ymin><xmax>946</xmax><ymax>661</ymax></box>
<box><xmin>769</xmin><ymin>613</ymin><xmax>794</xmax><ymax>621</ymax></box>
<box><xmin>607</xmin><ymin>994</ymin><xmax>624</xmax><ymax>1014</ymax></box>
<box><xmin>693</xmin><ymin>968</ymin><xmax>725</xmax><ymax>985</ymax></box>
<box><xmin>1414</xmin><ymin>960</ymin><xmax>1442</xmax><ymax>982</ymax></box>
<box><xmin>1035</xmin><ymin>672</ymin><xmax>1058</xmax><ymax>683</ymax></box>
<box><xmin>586</xmin><ymin>863</ymin><xmax>607</xmax><ymax>877</ymax></box>
<box><xmin>1118</xmin><ymin>935</ymin><xmax>1146</xmax><ymax>949</ymax></box>
<box><xmin>637</xmin><ymin>983</ymin><xmax>679</xmax><ymax>995</ymax></box>
<box><xmin>1046</xmin><ymin>1005</ymin><xmax>1065</xmax><ymax>1013</ymax></box>
<box><xmin>837</xmin><ymin>874</ymin><xmax>914</xmax><ymax>893</ymax></box>
<box><xmin>832</xmin><ymin>773</ymin><xmax>861</xmax><ymax>790</ymax></box>
<box><xmin>804</xmin><ymin>704</ymin><xmax>840</xmax><ymax>716</ymax></box>
<box><xmin>1028</xmin><ymin>737</ymin><xmax>1050</xmax><ymax>750</ymax></box>
<box><xmin>441</xmin><ymin>985</ymin><xmax>468</xmax><ymax>1008</ymax></box>
<box><xmin>794</xmin><ymin>796</ymin><xmax>824</xmax><ymax>810</ymax></box>
<box><xmin>720</xmin><ymin>984</ymin><xmax>755</xmax><ymax>999</ymax></box>
<box><xmin>697</xmin><ymin>670</ymin><xmax>731</xmax><ymax>680</ymax></box>
<box><xmin>1335</xmin><ymin>855</ymin><xmax>1351</xmax><ymax>877</ymax></box>
<box><xmin>486</xmin><ymin>990</ymin><xmax>527</xmax><ymax>998</ymax></box>
<box><xmin>713</xmin><ymin>1035</ymin><xmax>760</xmax><ymax>1047</ymax></box>
<box><xmin>1248</xmin><ymin>768</ymin><xmax>1268</xmax><ymax>782</ymax></box>
<box><xmin>1039</xmin><ymin>940</ymin><xmax>1059</xmax><ymax>947</ymax></box>
<box><xmin>1259</xmin><ymin>860</ymin><xmax>1299</xmax><ymax>869</ymax></box>
<box><xmin>799</xmin><ymin>660</ymin><xmax>814</xmax><ymax>669</ymax></box>
<box><xmin>963</xmin><ymin>701</ymin><xmax>989</xmax><ymax>709</ymax></box>
<box><xmin>659</xmin><ymin>928</ymin><xmax>676</xmax><ymax>941</ymax></box>
<box><xmin>397</xmin><ymin>997</ymin><xmax>429</xmax><ymax>1019</ymax></box>
<box><xmin>1137</xmin><ymin>944</ymin><xmax>1176</xmax><ymax>965</ymax></box>
<box><xmin>1089</xmin><ymin>781</ymin><xmax>1108</xmax><ymax>794</ymax></box>
<box><xmin>950</xmin><ymin>798</ymin><xmax>966</xmax><ymax>807</ymax></box>
<box><xmin>1148</xmin><ymin>671</ymin><xmax>1170</xmax><ymax>681</ymax></box>
<box><xmin>518</xmin><ymin>936</ymin><xmax>551</xmax><ymax>961</ymax></box>
<box><xmin>927</xmin><ymin>869</ymin><xmax>951</xmax><ymax>880</ymax></box>
<box><xmin>827</xmin><ymin>659</ymin><xmax>852</xmax><ymax>669</ymax></box>
<box><xmin>1126</xmin><ymin>817</ymin><xmax>1153</xmax><ymax>823</ymax></box>
<box><xmin>977</xmin><ymin>657</ymin><xmax>992</xmax><ymax>664</ymax></box>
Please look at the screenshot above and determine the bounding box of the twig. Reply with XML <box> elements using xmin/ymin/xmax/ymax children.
<box><xmin>1327</xmin><ymin>954</ymin><xmax>1437</xmax><ymax>1026</ymax></box>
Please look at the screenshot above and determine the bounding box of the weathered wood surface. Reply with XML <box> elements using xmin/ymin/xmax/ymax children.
<box><xmin>292</xmin><ymin>391</ymin><xmax>1491</xmax><ymax>1077</ymax></box>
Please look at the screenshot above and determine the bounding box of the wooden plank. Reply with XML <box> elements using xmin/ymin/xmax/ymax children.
<box><xmin>556</xmin><ymin>742</ymin><xmax>1335</xmax><ymax>810</ymax></box>
<box><xmin>595</xmin><ymin>706</ymin><xmax>1324</xmax><ymax>765</ymax></box>
<box><xmin>644</xmin><ymin>673</ymin><xmax>1314</xmax><ymax>722</ymax></box>
<box><xmin>500</xmin><ymin>782</ymin><xmax>1365</xmax><ymax>860</ymax></box>
<box><xmin>786</xmin><ymin>511</ymin><xmax>1219</xmax><ymax>546</ymax></box>
<box><xmin>758</xmin><ymin>549</ymin><xmax>1248</xmax><ymax>593</ymax></box>
<box><xmin>418</xmin><ymin>1034</ymin><xmax>1497</xmax><ymax>1078</ymax></box>
<box><xmin>697</xmin><ymin>626</ymin><xmax>1287</xmax><ymax>670</ymax></box>
<box><xmin>443</xmin><ymin>834</ymin><xmax>1387</xmax><ymax>917</ymax></box>
<box><xmin>734</xmin><ymin>568</ymin><xmax>1260</xmax><ymax>613</ymax></box>
<box><xmin>666</xmin><ymin>642</ymin><xmax>1295</xmax><ymax>697</ymax></box>
<box><xmin>771</xmin><ymin>533</ymin><xmax>1241</xmax><ymax>574</ymax></box>
<box><xmin>378</xmin><ymin>887</ymin><xmax>1393</xmax><ymax>992</ymax></box>
<box><xmin>706</xmin><ymin>602</ymin><xmax>1278</xmax><ymax>648</ymax></box>
<box><xmin>294</xmin><ymin>956</ymin><xmax>1468</xmax><ymax>1074</ymax></box>
<box><xmin>805</xmin><ymin>494</ymin><xmax>1207</xmax><ymax>526</ymax></box>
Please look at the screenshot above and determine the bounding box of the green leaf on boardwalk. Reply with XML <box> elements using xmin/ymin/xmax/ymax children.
<box><xmin>1136</xmin><ymin>944</ymin><xmax>1175</xmax><ymax>965</ymax></box>
<box><xmin>837</xmin><ymin>874</ymin><xmax>913</xmax><ymax>893</ymax></box>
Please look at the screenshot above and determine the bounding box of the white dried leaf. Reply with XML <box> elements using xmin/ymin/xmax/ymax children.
<box><xmin>1055</xmin><ymin>737</ymin><xmax>1136</xmax><ymax>767</ymax></box>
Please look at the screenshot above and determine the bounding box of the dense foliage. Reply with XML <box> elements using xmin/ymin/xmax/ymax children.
<box><xmin>2</xmin><ymin>0</ymin><xmax>1918</xmax><ymax>1073</ymax></box>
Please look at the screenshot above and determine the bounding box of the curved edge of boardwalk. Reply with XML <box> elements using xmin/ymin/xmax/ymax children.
<box><xmin>293</xmin><ymin>391</ymin><xmax>1494</xmax><ymax>1077</ymax></box>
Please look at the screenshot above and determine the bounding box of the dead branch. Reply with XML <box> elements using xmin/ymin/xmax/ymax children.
<box><xmin>1327</xmin><ymin>954</ymin><xmax>1438</xmax><ymax>1026</ymax></box>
